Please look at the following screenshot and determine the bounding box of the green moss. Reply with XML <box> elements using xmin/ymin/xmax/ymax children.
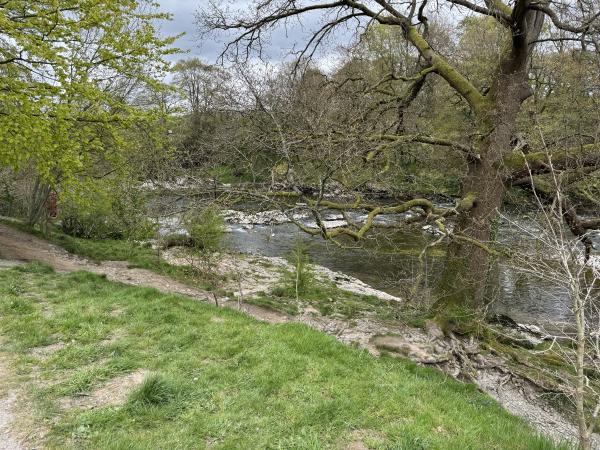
<box><xmin>458</xmin><ymin>191</ymin><xmax>478</xmax><ymax>211</ymax></box>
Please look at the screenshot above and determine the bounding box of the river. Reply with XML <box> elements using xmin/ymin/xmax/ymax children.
<box><xmin>159</xmin><ymin>200</ymin><xmax>600</xmax><ymax>328</ymax></box>
<box><xmin>226</xmin><ymin>218</ymin><xmax>600</xmax><ymax>328</ymax></box>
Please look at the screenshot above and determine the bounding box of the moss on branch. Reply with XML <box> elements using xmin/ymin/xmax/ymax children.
<box><xmin>503</xmin><ymin>144</ymin><xmax>600</xmax><ymax>177</ymax></box>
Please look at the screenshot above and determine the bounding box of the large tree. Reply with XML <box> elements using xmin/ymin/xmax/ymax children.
<box><xmin>200</xmin><ymin>0</ymin><xmax>600</xmax><ymax>318</ymax></box>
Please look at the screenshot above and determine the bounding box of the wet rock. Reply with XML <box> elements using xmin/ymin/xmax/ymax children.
<box><xmin>312</xmin><ymin>265</ymin><xmax>401</xmax><ymax>302</ymax></box>
<box><xmin>303</xmin><ymin>219</ymin><xmax>348</xmax><ymax>230</ymax></box>
<box><xmin>517</xmin><ymin>323</ymin><xmax>543</xmax><ymax>336</ymax></box>
<box><xmin>223</xmin><ymin>209</ymin><xmax>285</xmax><ymax>225</ymax></box>
<box><xmin>489</xmin><ymin>314</ymin><xmax>553</xmax><ymax>344</ymax></box>
<box><xmin>493</xmin><ymin>326</ymin><xmax>544</xmax><ymax>349</ymax></box>
<box><xmin>489</xmin><ymin>314</ymin><xmax>519</xmax><ymax>328</ymax></box>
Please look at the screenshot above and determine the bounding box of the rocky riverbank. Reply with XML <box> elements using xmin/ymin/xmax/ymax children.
<box><xmin>161</xmin><ymin>248</ymin><xmax>401</xmax><ymax>302</ymax></box>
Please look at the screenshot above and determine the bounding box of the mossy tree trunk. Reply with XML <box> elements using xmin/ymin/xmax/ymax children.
<box><xmin>435</xmin><ymin>10</ymin><xmax>545</xmax><ymax>319</ymax></box>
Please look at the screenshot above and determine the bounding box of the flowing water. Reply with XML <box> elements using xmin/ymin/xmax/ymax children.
<box><xmin>226</xmin><ymin>221</ymin><xmax>600</xmax><ymax>327</ymax></box>
<box><xmin>159</xmin><ymin>199</ymin><xmax>600</xmax><ymax>327</ymax></box>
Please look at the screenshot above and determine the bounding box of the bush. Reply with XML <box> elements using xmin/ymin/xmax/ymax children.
<box><xmin>59</xmin><ymin>182</ymin><xmax>156</xmax><ymax>240</ymax></box>
<box><xmin>161</xmin><ymin>233</ymin><xmax>193</xmax><ymax>249</ymax></box>
<box><xmin>183</xmin><ymin>206</ymin><xmax>224</xmax><ymax>253</ymax></box>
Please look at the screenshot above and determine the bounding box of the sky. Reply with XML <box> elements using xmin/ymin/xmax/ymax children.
<box><xmin>155</xmin><ymin>0</ymin><xmax>352</xmax><ymax>70</ymax></box>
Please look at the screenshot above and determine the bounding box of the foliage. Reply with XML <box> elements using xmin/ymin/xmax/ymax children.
<box><xmin>183</xmin><ymin>206</ymin><xmax>225</xmax><ymax>253</ymax></box>
<box><xmin>59</xmin><ymin>179</ymin><xmax>156</xmax><ymax>240</ymax></box>
<box><xmin>171</xmin><ymin>58</ymin><xmax>231</xmax><ymax>167</ymax></box>
<box><xmin>0</xmin><ymin>169</ymin><xmax>24</xmax><ymax>217</ymax></box>
<box><xmin>0</xmin><ymin>0</ymin><xmax>177</xmax><ymax>190</ymax></box>
<box><xmin>0</xmin><ymin>266</ymin><xmax>567</xmax><ymax>449</ymax></box>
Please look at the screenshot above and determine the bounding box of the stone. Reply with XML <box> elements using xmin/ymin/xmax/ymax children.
<box><xmin>425</xmin><ymin>320</ymin><xmax>445</xmax><ymax>341</ymax></box>
<box><xmin>372</xmin><ymin>336</ymin><xmax>449</xmax><ymax>364</ymax></box>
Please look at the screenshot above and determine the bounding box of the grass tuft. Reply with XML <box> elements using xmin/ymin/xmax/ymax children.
<box><xmin>14</xmin><ymin>261</ymin><xmax>55</xmax><ymax>274</ymax></box>
<box><xmin>128</xmin><ymin>373</ymin><xmax>179</xmax><ymax>406</ymax></box>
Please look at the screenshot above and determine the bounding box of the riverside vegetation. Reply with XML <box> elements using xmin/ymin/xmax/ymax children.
<box><xmin>1</xmin><ymin>0</ymin><xmax>600</xmax><ymax>448</ymax></box>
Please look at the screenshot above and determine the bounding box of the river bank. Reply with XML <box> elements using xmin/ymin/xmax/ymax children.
<box><xmin>157</xmin><ymin>205</ymin><xmax>600</xmax><ymax>328</ymax></box>
<box><xmin>0</xmin><ymin>220</ymin><xmax>598</xmax><ymax>447</ymax></box>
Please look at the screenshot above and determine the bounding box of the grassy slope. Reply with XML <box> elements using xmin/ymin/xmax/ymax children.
<box><xmin>0</xmin><ymin>219</ymin><xmax>219</xmax><ymax>291</ymax></box>
<box><xmin>0</xmin><ymin>264</ymin><xmax>565</xmax><ymax>450</ymax></box>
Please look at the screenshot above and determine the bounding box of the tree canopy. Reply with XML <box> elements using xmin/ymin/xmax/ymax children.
<box><xmin>0</xmin><ymin>0</ymin><xmax>177</xmax><ymax>187</ymax></box>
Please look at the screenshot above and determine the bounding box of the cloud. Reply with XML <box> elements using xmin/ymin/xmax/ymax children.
<box><xmin>156</xmin><ymin>0</ymin><xmax>357</xmax><ymax>70</ymax></box>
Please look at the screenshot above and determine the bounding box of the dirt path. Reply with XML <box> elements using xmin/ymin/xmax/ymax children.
<box><xmin>0</xmin><ymin>356</ymin><xmax>22</xmax><ymax>450</ymax></box>
<box><xmin>0</xmin><ymin>223</ymin><xmax>218</xmax><ymax>302</ymax></box>
<box><xmin>0</xmin><ymin>224</ymin><xmax>290</xmax><ymax>325</ymax></box>
<box><xmin>0</xmin><ymin>222</ymin><xmax>596</xmax><ymax>448</ymax></box>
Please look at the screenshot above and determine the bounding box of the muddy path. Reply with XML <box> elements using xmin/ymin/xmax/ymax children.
<box><xmin>0</xmin><ymin>222</ymin><xmax>597</xmax><ymax>448</ymax></box>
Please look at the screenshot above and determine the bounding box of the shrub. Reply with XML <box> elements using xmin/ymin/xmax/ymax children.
<box><xmin>161</xmin><ymin>233</ymin><xmax>193</xmax><ymax>249</ymax></box>
<box><xmin>183</xmin><ymin>206</ymin><xmax>224</xmax><ymax>253</ymax></box>
<box><xmin>281</xmin><ymin>240</ymin><xmax>313</xmax><ymax>299</ymax></box>
<box><xmin>59</xmin><ymin>181</ymin><xmax>156</xmax><ymax>240</ymax></box>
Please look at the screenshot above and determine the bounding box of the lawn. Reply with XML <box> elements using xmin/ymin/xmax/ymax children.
<box><xmin>0</xmin><ymin>263</ymin><xmax>566</xmax><ymax>449</ymax></box>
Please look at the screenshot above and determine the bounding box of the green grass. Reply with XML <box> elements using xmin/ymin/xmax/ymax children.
<box><xmin>0</xmin><ymin>219</ymin><xmax>221</xmax><ymax>291</ymax></box>
<box><xmin>0</xmin><ymin>264</ymin><xmax>569</xmax><ymax>449</ymax></box>
<box><xmin>263</xmin><ymin>273</ymin><xmax>403</xmax><ymax>321</ymax></box>
<box><xmin>245</xmin><ymin>293</ymin><xmax>300</xmax><ymax>316</ymax></box>
<box><xmin>128</xmin><ymin>373</ymin><xmax>181</xmax><ymax>406</ymax></box>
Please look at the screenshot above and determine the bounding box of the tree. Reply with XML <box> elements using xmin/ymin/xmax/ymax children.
<box><xmin>506</xmin><ymin>180</ymin><xmax>600</xmax><ymax>450</ymax></box>
<box><xmin>171</xmin><ymin>58</ymin><xmax>232</xmax><ymax>167</ymax></box>
<box><xmin>173</xmin><ymin>58</ymin><xmax>230</xmax><ymax>114</ymax></box>
<box><xmin>0</xmin><ymin>0</ymin><xmax>177</xmax><ymax>222</ymax></box>
<box><xmin>200</xmin><ymin>0</ymin><xmax>600</xmax><ymax>321</ymax></box>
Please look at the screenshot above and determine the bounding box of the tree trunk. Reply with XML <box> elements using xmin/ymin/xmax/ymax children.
<box><xmin>26</xmin><ymin>177</ymin><xmax>51</xmax><ymax>227</ymax></box>
<box><xmin>435</xmin><ymin>114</ymin><xmax>513</xmax><ymax>320</ymax></box>
<box><xmin>435</xmin><ymin>62</ymin><xmax>539</xmax><ymax>320</ymax></box>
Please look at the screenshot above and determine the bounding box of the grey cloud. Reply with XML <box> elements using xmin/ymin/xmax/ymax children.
<box><xmin>156</xmin><ymin>0</ymin><xmax>356</xmax><ymax>66</ymax></box>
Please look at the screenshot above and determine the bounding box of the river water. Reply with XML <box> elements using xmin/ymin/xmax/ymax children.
<box><xmin>223</xmin><ymin>217</ymin><xmax>599</xmax><ymax>328</ymax></box>
<box><xmin>159</xmin><ymin>200</ymin><xmax>600</xmax><ymax>327</ymax></box>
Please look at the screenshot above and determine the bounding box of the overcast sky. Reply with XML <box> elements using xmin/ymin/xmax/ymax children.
<box><xmin>155</xmin><ymin>0</ymin><xmax>352</xmax><ymax>70</ymax></box>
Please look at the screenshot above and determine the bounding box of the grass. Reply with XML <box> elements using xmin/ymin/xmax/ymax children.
<box><xmin>245</xmin><ymin>293</ymin><xmax>301</xmax><ymax>316</ymax></box>
<box><xmin>253</xmin><ymin>271</ymin><xmax>403</xmax><ymax>322</ymax></box>
<box><xmin>128</xmin><ymin>374</ymin><xmax>180</xmax><ymax>406</ymax></box>
<box><xmin>0</xmin><ymin>219</ymin><xmax>221</xmax><ymax>291</ymax></box>
<box><xmin>0</xmin><ymin>264</ymin><xmax>569</xmax><ymax>449</ymax></box>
